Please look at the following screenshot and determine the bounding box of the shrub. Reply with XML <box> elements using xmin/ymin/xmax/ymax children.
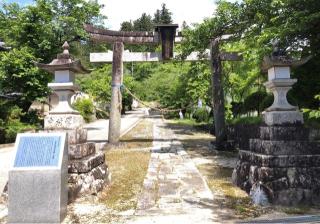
<box><xmin>96</xmin><ymin>108</ymin><xmax>109</xmax><ymax>119</ymax></box>
<box><xmin>73</xmin><ymin>98</ymin><xmax>95</xmax><ymax>123</ymax></box>
<box><xmin>193</xmin><ymin>107</ymin><xmax>210</xmax><ymax>123</ymax></box>
<box><xmin>5</xmin><ymin>120</ymin><xmax>35</xmax><ymax>143</ymax></box>
<box><xmin>229</xmin><ymin>116</ymin><xmax>263</xmax><ymax>125</ymax></box>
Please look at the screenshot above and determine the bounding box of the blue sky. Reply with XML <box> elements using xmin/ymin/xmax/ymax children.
<box><xmin>1</xmin><ymin>0</ymin><xmax>34</xmax><ymax>6</ymax></box>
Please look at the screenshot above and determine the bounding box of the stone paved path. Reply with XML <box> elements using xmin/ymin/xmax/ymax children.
<box><xmin>84</xmin><ymin>108</ymin><xmax>146</xmax><ymax>142</ymax></box>
<box><xmin>129</xmin><ymin>116</ymin><xmax>221</xmax><ymax>224</ymax></box>
<box><xmin>0</xmin><ymin>147</ymin><xmax>14</xmax><ymax>194</ymax></box>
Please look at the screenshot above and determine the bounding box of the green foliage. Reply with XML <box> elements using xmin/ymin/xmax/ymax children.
<box><xmin>77</xmin><ymin>65</ymin><xmax>112</xmax><ymax>106</ymax></box>
<box><xmin>133</xmin><ymin>13</ymin><xmax>154</xmax><ymax>31</ymax></box>
<box><xmin>303</xmin><ymin>95</ymin><xmax>320</xmax><ymax>126</ymax></box>
<box><xmin>73</xmin><ymin>98</ymin><xmax>95</xmax><ymax>123</ymax></box>
<box><xmin>5</xmin><ymin>120</ymin><xmax>35</xmax><ymax>143</ymax></box>
<box><xmin>242</xmin><ymin>91</ymin><xmax>268</xmax><ymax>115</ymax></box>
<box><xmin>122</xmin><ymin>75</ymin><xmax>136</xmax><ymax>113</ymax></box>
<box><xmin>120</xmin><ymin>21</ymin><xmax>134</xmax><ymax>31</ymax></box>
<box><xmin>193</xmin><ymin>107</ymin><xmax>210</xmax><ymax>123</ymax></box>
<box><xmin>180</xmin><ymin>0</ymin><xmax>320</xmax><ymax>124</ymax></box>
<box><xmin>77</xmin><ymin>64</ymin><xmax>136</xmax><ymax>114</ymax></box>
<box><xmin>228</xmin><ymin>116</ymin><xmax>263</xmax><ymax>125</ymax></box>
<box><xmin>2</xmin><ymin>106</ymin><xmax>36</xmax><ymax>143</ymax></box>
<box><xmin>0</xmin><ymin>47</ymin><xmax>51</xmax><ymax>111</ymax></box>
<box><xmin>0</xmin><ymin>0</ymin><xmax>104</xmax><ymax>60</ymax></box>
<box><xmin>153</xmin><ymin>3</ymin><xmax>173</xmax><ymax>24</ymax></box>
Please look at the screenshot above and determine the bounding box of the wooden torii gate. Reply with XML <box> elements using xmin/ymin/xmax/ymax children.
<box><xmin>85</xmin><ymin>24</ymin><xmax>180</xmax><ymax>144</ymax></box>
<box><xmin>85</xmin><ymin>24</ymin><xmax>242</xmax><ymax>148</ymax></box>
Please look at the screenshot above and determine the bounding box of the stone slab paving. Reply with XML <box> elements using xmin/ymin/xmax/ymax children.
<box><xmin>0</xmin><ymin>147</ymin><xmax>14</xmax><ymax>193</ymax></box>
<box><xmin>84</xmin><ymin>108</ymin><xmax>146</xmax><ymax>142</ymax></box>
<box><xmin>129</xmin><ymin>116</ymin><xmax>222</xmax><ymax>224</ymax></box>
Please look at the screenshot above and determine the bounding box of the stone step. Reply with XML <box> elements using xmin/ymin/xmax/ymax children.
<box><xmin>40</xmin><ymin>127</ymin><xmax>87</xmax><ymax>145</ymax></box>
<box><xmin>259</xmin><ymin>126</ymin><xmax>320</xmax><ymax>141</ymax></box>
<box><xmin>68</xmin><ymin>142</ymin><xmax>95</xmax><ymax>159</ymax></box>
<box><xmin>251</xmin><ymin>166</ymin><xmax>320</xmax><ymax>184</ymax></box>
<box><xmin>239</xmin><ymin>150</ymin><xmax>320</xmax><ymax>168</ymax></box>
<box><xmin>68</xmin><ymin>152</ymin><xmax>105</xmax><ymax>173</ymax></box>
<box><xmin>249</xmin><ymin>139</ymin><xmax>320</xmax><ymax>155</ymax></box>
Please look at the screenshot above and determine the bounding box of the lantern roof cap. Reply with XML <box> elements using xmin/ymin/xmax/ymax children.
<box><xmin>36</xmin><ymin>41</ymin><xmax>90</xmax><ymax>74</ymax></box>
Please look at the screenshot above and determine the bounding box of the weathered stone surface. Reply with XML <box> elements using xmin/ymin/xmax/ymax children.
<box><xmin>233</xmin><ymin>124</ymin><xmax>320</xmax><ymax>206</ymax></box>
<box><xmin>8</xmin><ymin>133</ymin><xmax>68</xmax><ymax>223</ymax></box>
<box><xmin>249</xmin><ymin>139</ymin><xmax>320</xmax><ymax>155</ymax></box>
<box><xmin>69</xmin><ymin>142</ymin><xmax>95</xmax><ymax>159</ymax></box>
<box><xmin>44</xmin><ymin>114</ymin><xmax>85</xmax><ymax>129</ymax></box>
<box><xmin>273</xmin><ymin>188</ymin><xmax>315</xmax><ymax>206</ymax></box>
<box><xmin>68</xmin><ymin>152</ymin><xmax>105</xmax><ymax>173</ymax></box>
<box><xmin>68</xmin><ymin>164</ymin><xmax>109</xmax><ymax>202</ymax></box>
<box><xmin>227</xmin><ymin>124</ymin><xmax>261</xmax><ymax>150</ymax></box>
<box><xmin>40</xmin><ymin>127</ymin><xmax>87</xmax><ymax>145</ymax></box>
<box><xmin>263</xmin><ymin>111</ymin><xmax>303</xmax><ymax>126</ymax></box>
<box><xmin>259</xmin><ymin>126</ymin><xmax>309</xmax><ymax>141</ymax></box>
<box><xmin>239</xmin><ymin>150</ymin><xmax>320</xmax><ymax>168</ymax></box>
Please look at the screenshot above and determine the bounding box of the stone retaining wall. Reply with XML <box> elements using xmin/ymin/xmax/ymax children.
<box><xmin>232</xmin><ymin>125</ymin><xmax>320</xmax><ymax>205</ymax></box>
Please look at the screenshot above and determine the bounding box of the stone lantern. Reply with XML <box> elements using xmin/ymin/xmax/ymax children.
<box><xmin>36</xmin><ymin>42</ymin><xmax>109</xmax><ymax>200</ymax></box>
<box><xmin>262</xmin><ymin>48</ymin><xmax>311</xmax><ymax>125</ymax></box>
<box><xmin>36</xmin><ymin>42</ymin><xmax>90</xmax><ymax>129</ymax></box>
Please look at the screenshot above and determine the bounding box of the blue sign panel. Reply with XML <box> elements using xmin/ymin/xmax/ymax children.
<box><xmin>14</xmin><ymin>136</ymin><xmax>61</xmax><ymax>167</ymax></box>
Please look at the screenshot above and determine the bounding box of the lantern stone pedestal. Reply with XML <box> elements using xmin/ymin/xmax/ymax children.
<box><xmin>262</xmin><ymin>66</ymin><xmax>303</xmax><ymax>126</ymax></box>
<box><xmin>232</xmin><ymin>53</ymin><xmax>320</xmax><ymax>206</ymax></box>
<box><xmin>37</xmin><ymin>42</ymin><xmax>109</xmax><ymax>201</ymax></box>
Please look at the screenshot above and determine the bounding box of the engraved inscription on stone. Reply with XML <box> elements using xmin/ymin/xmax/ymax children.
<box><xmin>14</xmin><ymin>136</ymin><xmax>61</xmax><ymax>167</ymax></box>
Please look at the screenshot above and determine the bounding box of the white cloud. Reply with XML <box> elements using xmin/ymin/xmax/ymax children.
<box><xmin>99</xmin><ymin>0</ymin><xmax>217</xmax><ymax>30</ymax></box>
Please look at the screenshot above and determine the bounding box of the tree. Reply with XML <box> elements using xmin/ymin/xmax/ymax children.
<box><xmin>0</xmin><ymin>0</ymin><xmax>104</xmax><ymax>60</ymax></box>
<box><xmin>153</xmin><ymin>3</ymin><xmax>173</xmax><ymax>24</ymax></box>
<box><xmin>0</xmin><ymin>0</ymin><xmax>104</xmax><ymax>113</ymax></box>
<box><xmin>133</xmin><ymin>13</ymin><xmax>153</xmax><ymax>31</ymax></box>
<box><xmin>120</xmin><ymin>21</ymin><xmax>134</xmax><ymax>31</ymax></box>
<box><xmin>0</xmin><ymin>47</ymin><xmax>51</xmax><ymax>111</ymax></box>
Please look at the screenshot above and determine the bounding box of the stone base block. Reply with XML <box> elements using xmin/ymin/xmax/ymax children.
<box><xmin>239</xmin><ymin>150</ymin><xmax>320</xmax><ymax>167</ymax></box>
<box><xmin>68</xmin><ymin>164</ymin><xmax>110</xmax><ymax>202</ymax></box>
<box><xmin>68</xmin><ymin>152</ymin><xmax>105</xmax><ymax>173</ymax></box>
<box><xmin>44</xmin><ymin>114</ymin><xmax>84</xmax><ymax>129</ymax></box>
<box><xmin>263</xmin><ymin>111</ymin><xmax>303</xmax><ymax>126</ymax></box>
<box><xmin>233</xmin><ymin>151</ymin><xmax>320</xmax><ymax>205</ymax></box>
<box><xmin>9</xmin><ymin>169</ymin><xmax>67</xmax><ymax>223</ymax></box>
<box><xmin>69</xmin><ymin>142</ymin><xmax>96</xmax><ymax>159</ymax></box>
<box><xmin>249</xmin><ymin>139</ymin><xmax>320</xmax><ymax>155</ymax></box>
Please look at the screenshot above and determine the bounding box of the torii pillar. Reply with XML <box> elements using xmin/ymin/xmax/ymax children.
<box><xmin>109</xmin><ymin>42</ymin><xmax>124</xmax><ymax>144</ymax></box>
<box><xmin>210</xmin><ymin>36</ymin><xmax>242</xmax><ymax>150</ymax></box>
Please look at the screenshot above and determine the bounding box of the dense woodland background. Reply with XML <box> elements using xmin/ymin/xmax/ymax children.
<box><xmin>0</xmin><ymin>0</ymin><xmax>319</xmax><ymax>143</ymax></box>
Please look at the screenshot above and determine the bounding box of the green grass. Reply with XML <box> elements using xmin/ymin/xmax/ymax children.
<box><xmin>171</xmin><ymin>118</ymin><xmax>209</xmax><ymax>126</ymax></box>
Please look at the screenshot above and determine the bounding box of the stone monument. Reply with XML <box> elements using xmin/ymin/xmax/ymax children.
<box><xmin>232</xmin><ymin>45</ymin><xmax>320</xmax><ymax>205</ymax></box>
<box><xmin>8</xmin><ymin>133</ymin><xmax>68</xmax><ymax>223</ymax></box>
<box><xmin>36</xmin><ymin>42</ymin><xmax>109</xmax><ymax>201</ymax></box>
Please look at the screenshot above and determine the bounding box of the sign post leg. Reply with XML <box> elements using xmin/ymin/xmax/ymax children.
<box><xmin>108</xmin><ymin>42</ymin><xmax>124</xmax><ymax>144</ymax></box>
